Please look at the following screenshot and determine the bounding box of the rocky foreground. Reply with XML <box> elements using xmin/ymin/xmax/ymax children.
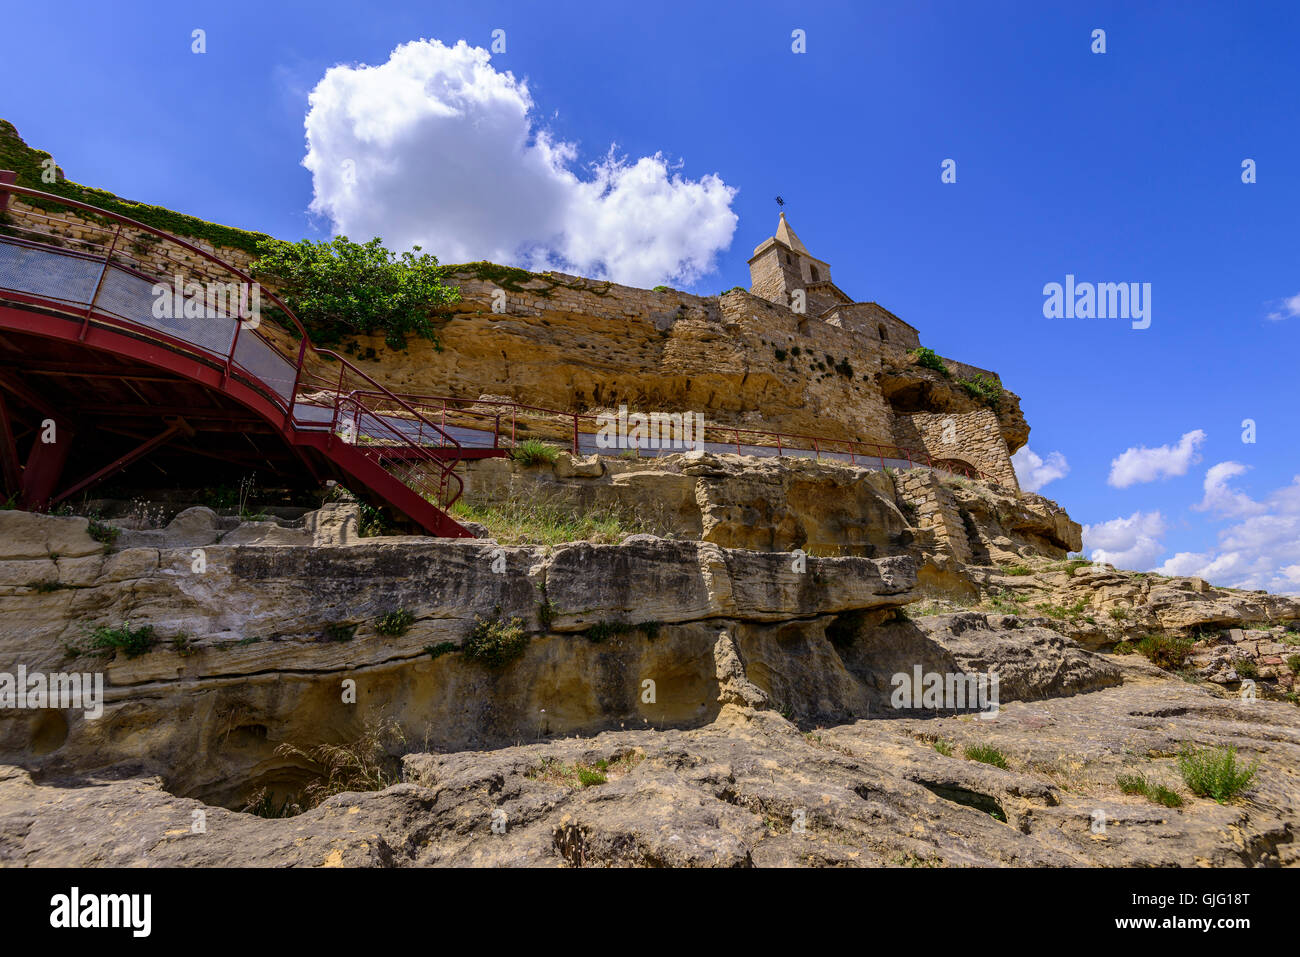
<box><xmin>3</xmin><ymin>656</ymin><xmax>1296</xmax><ymax>867</ymax></box>
<box><xmin>1</xmin><ymin>457</ymin><xmax>1297</xmax><ymax>867</ymax></box>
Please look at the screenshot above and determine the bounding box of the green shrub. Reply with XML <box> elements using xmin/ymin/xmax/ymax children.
<box><xmin>652</xmin><ymin>284</ymin><xmax>671</xmax><ymax>292</ymax></box>
<box><xmin>463</xmin><ymin>610</ymin><xmax>529</xmax><ymax>667</ymax></box>
<box><xmin>1177</xmin><ymin>745</ymin><xmax>1259</xmax><ymax>803</ymax></box>
<box><xmin>1235</xmin><ymin>658</ymin><xmax>1258</xmax><ymax>679</ymax></box>
<box><xmin>957</xmin><ymin>373</ymin><xmax>1002</xmax><ymax>409</ymax></box>
<box><xmin>933</xmin><ymin>739</ymin><xmax>954</xmax><ymax>757</ymax></box>
<box><xmin>87</xmin><ymin>622</ymin><xmax>156</xmax><ymax>659</ymax></box>
<box><xmin>424</xmin><ymin>641</ymin><xmax>457</xmax><ymax>659</ymax></box>
<box><xmin>509</xmin><ymin>439</ymin><xmax>562</xmax><ymax>467</ymax></box>
<box><xmin>908</xmin><ymin>347</ymin><xmax>949</xmax><ymax>377</ymax></box>
<box><xmin>86</xmin><ymin>517</ymin><xmax>119</xmax><ymax>550</ymax></box>
<box><xmin>376</xmin><ymin>609</ymin><xmax>414</xmax><ymax>637</ymax></box>
<box><xmin>1002</xmin><ymin>565</ymin><xmax>1031</xmax><ymax>576</ymax></box>
<box><xmin>963</xmin><ymin>744</ymin><xmax>1009</xmax><ymax>769</ymax></box>
<box><xmin>1109</xmin><ymin>606</ymin><xmax>1129</xmax><ymax>620</ymax></box>
<box><xmin>1113</xmin><ymin>640</ymin><xmax>1135</xmax><ymax>655</ymax></box>
<box><xmin>1285</xmin><ymin>654</ymin><xmax>1300</xmax><ymax>674</ymax></box>
<box><xmin>251</xmin><ymin>235</ymin><xmax>460</xmax><ymax>351</ymax></box>
<box><xmin>1132</xmin><ymin>634</ymin><xmax>1196</xmax><ymax>670</ymax></box>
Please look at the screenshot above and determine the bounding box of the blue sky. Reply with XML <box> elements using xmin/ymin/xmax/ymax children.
<box><xmin>3</xmin><ymin>1</ymin><xmax>1298</xmax><ymax>588</ymax></box>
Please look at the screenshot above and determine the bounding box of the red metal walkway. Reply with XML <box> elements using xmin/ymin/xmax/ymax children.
<box><xmin>0</xmin><ymin>180</ymin><xmax>477</xmax><ymax>536</ymax></box>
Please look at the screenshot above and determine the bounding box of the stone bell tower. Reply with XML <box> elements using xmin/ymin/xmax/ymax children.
<box><xmin>747</xmin><ymin>212</ymin><xmax>849</xmax><ymax>316</ymax></box>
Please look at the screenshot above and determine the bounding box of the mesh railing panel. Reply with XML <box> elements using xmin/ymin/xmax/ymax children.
<box><xmin>95</xmin><ymin>266</ymin><xmax>239</xmax><ymax>356</ymax></box>
<box><xmin>0</xmin><ymin>238</ymin><xmax>101</xmax><ymax>304</ymax></box>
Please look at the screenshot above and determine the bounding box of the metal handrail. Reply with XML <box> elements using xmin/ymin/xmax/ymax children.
<box><xmin>382</xmin><ymin>392</ymin><xmax>1007</xmax><ymax>487</ymax></box>
<box><xmin>0</xmin><ymin>181</ymin><xmax>467</xmax><ymax>512</ymax></box>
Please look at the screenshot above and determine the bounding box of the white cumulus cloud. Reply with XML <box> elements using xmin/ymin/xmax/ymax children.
<box><xmin>1192</xmin><ymin>461</ymin><xmax>1266</xmax><ymax>517</ymax></box>
<box><xmin>1154</xmin><ymin>474</ymin><xmax>1300</xmax><ymax>593</ymax></box>
<box><xmin>1010</xmin><ymin>446</ymin><xmax>1069</xmax><ymax>493</ymax></box>
<box><xmin>1081</xmin><ymin>511</ymin><xmax>1167</xmax><ymax>570</ymax></box>
<box><xmin>302</xmin><ymin>39</ymin><xmax>739</xmax><ymax>288</ymax></box>
<box><xmin>1106</xmin><ymin>429</ymin><xmax>1205</xmax><ymax>488</ymax></box>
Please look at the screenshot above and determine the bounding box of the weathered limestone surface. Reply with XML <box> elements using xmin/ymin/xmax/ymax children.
<box><xmin>3</xmin><ymin>667</ymin><xmax>1295</xmax><ymax>867</ymax></box>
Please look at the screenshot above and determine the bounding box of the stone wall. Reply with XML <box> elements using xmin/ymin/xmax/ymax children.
<box><xmin>4</xmin><ymin>198</ymin><xmax>257</xmax><ymax>282</ymax></box>
<box><xmin>891</xmin><ymin>409</ymin><xmax>1018</xmax><ymax>489</ymax></box>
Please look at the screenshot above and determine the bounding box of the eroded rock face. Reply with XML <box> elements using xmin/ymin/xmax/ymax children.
<box><xmin>0</xmin><ymin>509</ymin><xmax>918</xmax><ymax>807</ymax></box>
<box><xmin>3</xmin><ymin>668</ymin><xmax>1296</xmax><ymax>867</ymax></box>
<box><xmin>458</xmin><ymin>451</ymin><xmax>1074</xmax><ymax>562</ymax></box>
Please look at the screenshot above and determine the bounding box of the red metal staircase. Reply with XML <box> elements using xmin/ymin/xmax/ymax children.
<box><xmin>0</xmin><ymin>178</ymin><xmax>475</xmax><ymax>537</ymax></box>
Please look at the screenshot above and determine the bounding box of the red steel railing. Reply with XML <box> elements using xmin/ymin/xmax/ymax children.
<box><xmin>367</xmin><ymin>392</ymin><xmax>1007</xmax><ymax>487</ymax></box>
<box><xmin>0</xmin><ymin>181</ymin><xmax>466</xmax><ymax>513</ymax></box>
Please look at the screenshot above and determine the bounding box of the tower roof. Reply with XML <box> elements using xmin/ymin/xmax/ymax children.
<box><xmin>773</xmin><ymin>212</ymin><xmax>810</xmax><ymax>256</ymax></box>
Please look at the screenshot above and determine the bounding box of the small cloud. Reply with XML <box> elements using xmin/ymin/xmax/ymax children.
<box><xmin>1011</xmin><ymin>446</ymin><xmax>1069</xmax><ymax>493</ymax></box>
<box><xmin>1107</xmin><ymin>429</ymin><xmax>1205</xmax><ymax>488</ymax></box>
<box><xmin>1082</xmin><ymin>511</ymin><xmax>1167</xmax><ymax>569</ymax></box>
<box><xmin>1192</xmin><ymin>461</ymin><xmax>1265</xmax><ymax>517</ymax></box>
<box><xmin>1266</xmin><ymin>292</ymin><xmax>1300</xmax><ymax>321</ymax></box>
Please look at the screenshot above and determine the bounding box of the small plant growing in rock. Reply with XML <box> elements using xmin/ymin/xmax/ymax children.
<box><xmin>170</xmin><ymin>634</ymin><xmax>197</xmax><ymax>656</ymax></box>
<box><xmin>424</xmin><ymin>641</ymin><xmax>457</xmax><ymax>659</ymax></box>
<box><xmin>1116</xmin><ymin>773</ymin><xmax>1184</xmax><ymax>807</ymax></box>
<box><xmin>463</xmin><ymin>609</ymin><xmax>529</xmax><ymax>667</ymax></box>
<box><xmin>1113</xmin><ymin>640</ymin><xmax>1135</xmax><ymax>655</ymax></box>
<box><xmin>272</xmin><ymin>716</ymin><xmax>407</xmax><ymax>812</ymax></box>
<box><xmin>86</xmin><ymin>515</ymin><xmax>119</xmax><ymax>552</ymax></box>
<box><xmin>1002</xmin><ymin>565</ymin><xmax>1031</xmax><ymax>576</ymax></box>
<box><xmin>957</xmin><ymin>373</ymin><xmax>1002</xmax><ymax>409</ymax></box>
<box><xmin>963</xmin><ymin>744</ymin><xmax>1009</xmax><ymax>769</ymax></box>
<box><xmin>1109</xmin><ymin>606</ymin><xmax>1129</xmax><ymax>621</ymax></box>
<box><xmin>1235</xmin><ymin>658</ymin><xmax>1258</xmax><ymax>679</ymax></box>
<box><xmin>908</xmin><ymin>347</ymin><xmax>949</xmax><ymax>377</ymax></box>
<box><xmin>1177</xmin><ymin>745</ymin><xmax>1258</xmax><ymax>803</ymax></box>
<box><xmin>1285</xmin><ymin>654</ymin><xmax>1300</xmax><ymax>674</ymax></box>
<box><xmin>87</xmin><ymin>622</ymin><xmax>156</xmax><ymax>659</ymax></box>
<box><xmin>376</xmin><ymin>609</ymin><xmax>415</xmax><ymax>637</ymax></box>
<box><xmin>933</xmin><ymin>739</ymin><xmax>954</xmax><ymax>757</ymax></box>
<box><xmin>509</xmin><ymin>439</ymin><xmax>562</xmax><ymax>467</ymax></box>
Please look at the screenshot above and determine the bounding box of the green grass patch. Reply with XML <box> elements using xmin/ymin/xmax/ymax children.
<box><xmin>1117</xmin><ymin>772</ymin><xmax>1184</xmax><ymax>807</ymax></box>
<box><xmin>963</xmin><ymin>744</ymin><xmax>1009</xmax><ymax>769</ymax></box>
<box><xmin>508</xmin><ymin>438</ymin><xmax>563</xmax><ymax>467</ymax></box>
<box><xmin>450</xmin><ymin>497</ymin><xmax>646</xmax><ymax>546</ymax></box>
<box><xmin>1177</xmin><ymin>745</ymin><xmax>1259</xmax><ymax>803</ymax></box>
